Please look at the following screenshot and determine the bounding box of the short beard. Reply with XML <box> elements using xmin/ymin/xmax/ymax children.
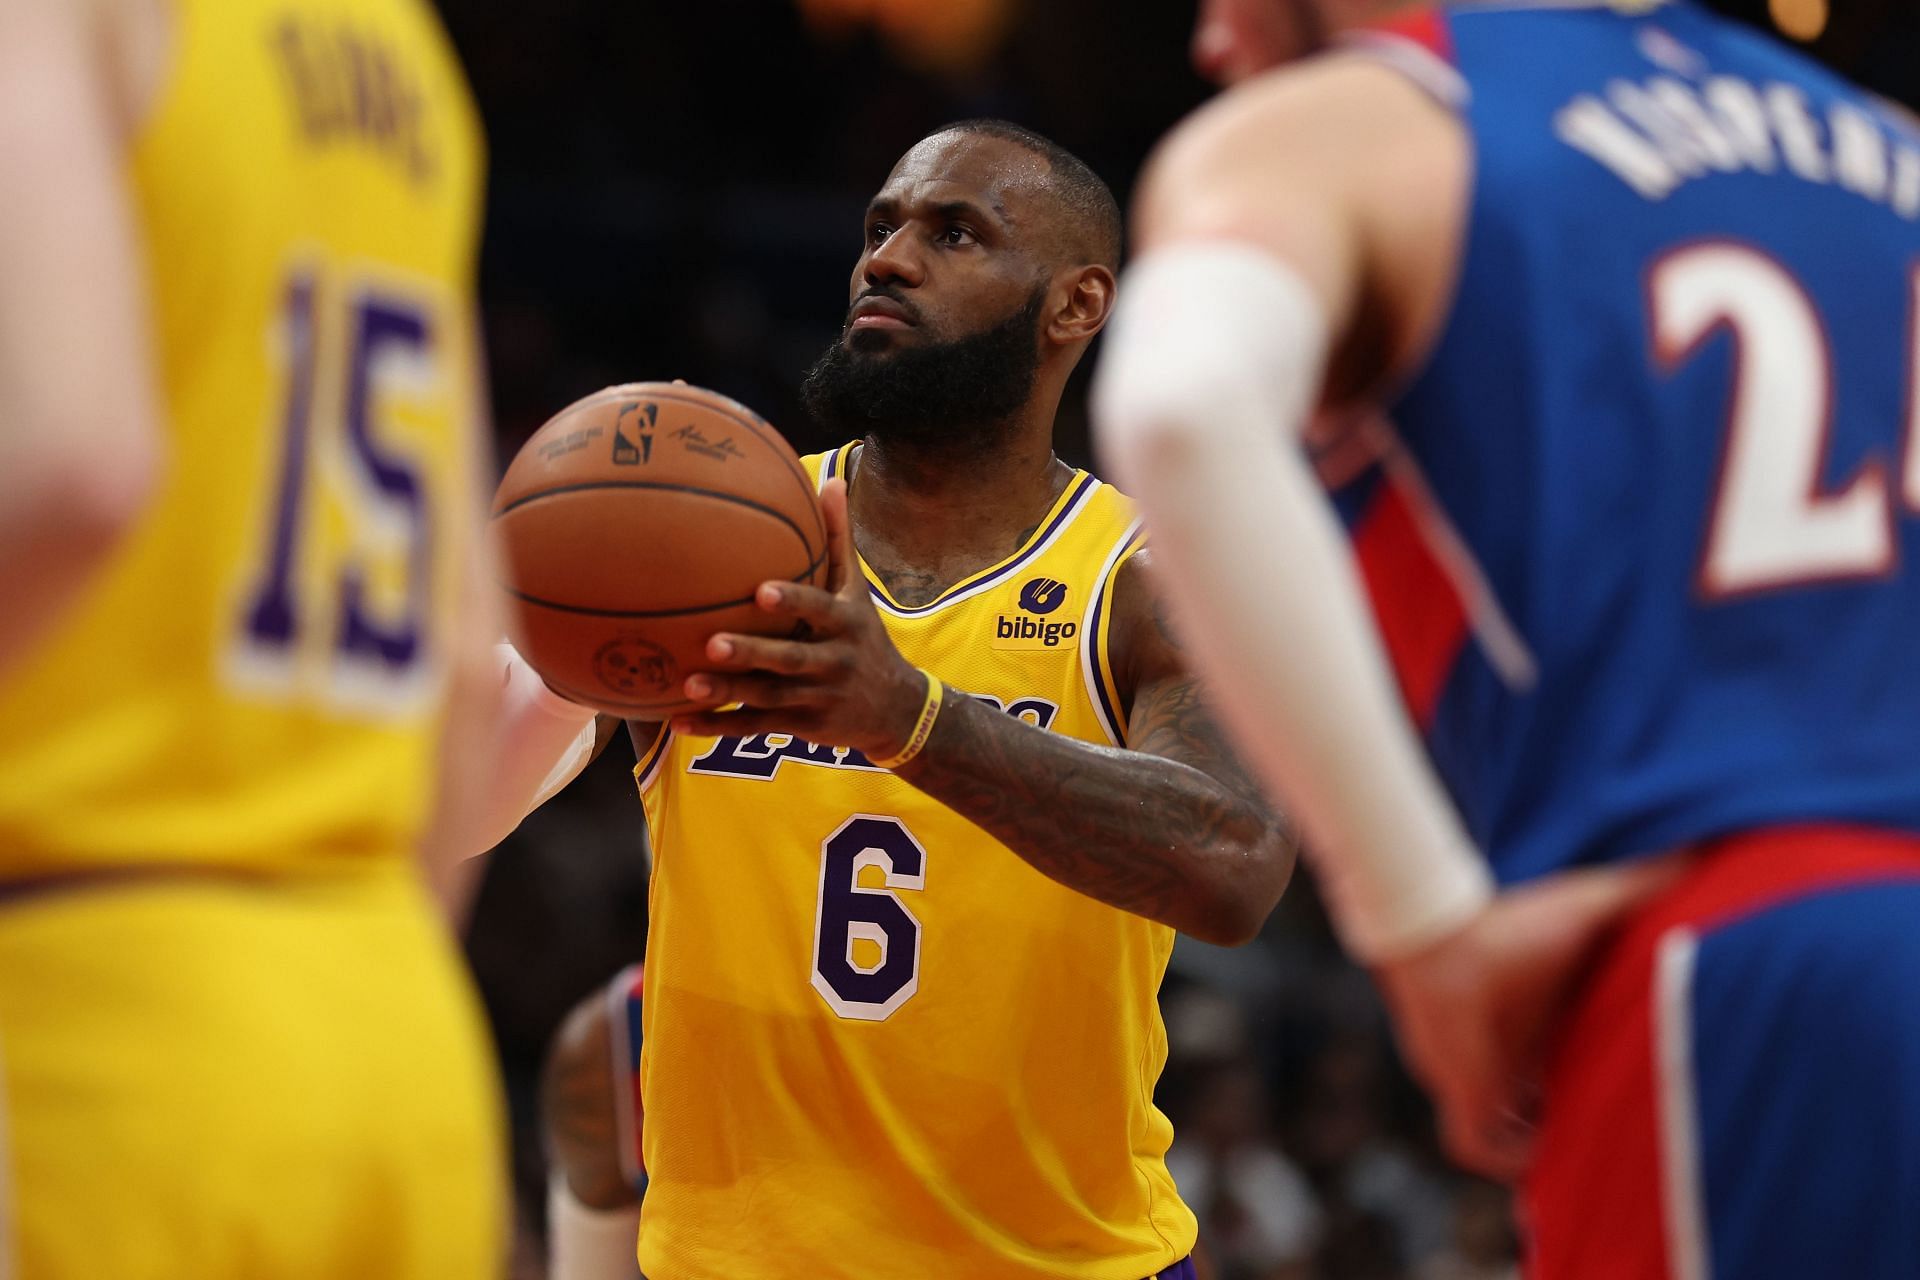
<box><xmin>800</xmin><ymin>285</ymin><xmax>1047</xmax><ymax>456</ymax></box>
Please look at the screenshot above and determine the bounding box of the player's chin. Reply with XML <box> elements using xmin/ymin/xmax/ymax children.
<box><xmin>844</xmin><ymin>325</ymin><xmax>921</xmax><ymax>355</ymax></box>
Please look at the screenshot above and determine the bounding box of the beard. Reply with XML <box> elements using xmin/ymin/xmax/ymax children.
<box><xmin>800</xmin><ymin>285</ymin><xmax>1047</xmax><ymax>454</ymax></box>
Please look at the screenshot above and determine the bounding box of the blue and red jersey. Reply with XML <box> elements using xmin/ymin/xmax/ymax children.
<box><xmin>1340</xmin><ymin>0</ymin><xmax>1920</xmax><ymax>884</ymax></box>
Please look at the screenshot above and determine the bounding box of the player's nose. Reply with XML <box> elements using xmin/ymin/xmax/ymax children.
<box><xmin>863</xmin><ymin>227</ymin><xmax>928</xmax><ymax>290</ymax></box>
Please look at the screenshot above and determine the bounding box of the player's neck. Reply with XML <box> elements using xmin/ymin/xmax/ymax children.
<box><xmin>849</xmin><ymin>426</ymin><xmax>1072</xmax><ymax>603</ymax></box>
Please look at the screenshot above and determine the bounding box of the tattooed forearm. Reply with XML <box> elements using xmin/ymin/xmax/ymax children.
<box><xmin>894</xmin><ymin>683</ymin><xmax>1294</xmax><ymax>945</ymax></box>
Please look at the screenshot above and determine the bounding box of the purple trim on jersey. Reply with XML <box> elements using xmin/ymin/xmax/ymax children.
<box><xmin>818</xmin><ymin>443</ymin><xmax>1103</xmax><ymax>620</ymax></box>
<box><xmin>870</xmin><ymin>473</ymin><xmax>1098</xmax><ymax>618</ymax></box>
<box><xmin>633</xmin><ymin>725</ymin><xmax>672</xmax><ymax>793</ymax></box>
<box><xmin>1146</xmin><ymin>1259</ymin><xmax>1197</xmax><ymax>1280</ymax></box>
<box><xmin>1082</xmin><ymin>529</ymin><xmax>1139</xmax><ymax>746</ymax></box>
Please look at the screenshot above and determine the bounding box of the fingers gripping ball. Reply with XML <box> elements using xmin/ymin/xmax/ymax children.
<box><xmin>491</xmin><ymin>383</ymin><xmax>827</xmax><ymax>717</ymax></box>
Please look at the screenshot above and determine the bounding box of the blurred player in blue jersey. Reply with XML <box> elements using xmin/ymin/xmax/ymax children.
<box><xmin>1094</xmin><ymin>2</ymin><xmax>1920</xmax><ymax>1277</ymax></box>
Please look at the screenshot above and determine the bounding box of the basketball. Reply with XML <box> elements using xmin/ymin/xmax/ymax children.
<box><xmin>490</xmin><ymin>382</ymin><xmax>827</xmax><ymax>718</ymax></box>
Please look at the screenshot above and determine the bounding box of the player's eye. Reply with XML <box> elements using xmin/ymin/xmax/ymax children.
<box><xmin>939</xmin><ymin>226</ymin><xmax>977</xmax><ymax>247</ymax></box>
<box><xmin>867</xmin><ymin>223</ymin><xmax>894</xmax><ymax>246</ymax></box>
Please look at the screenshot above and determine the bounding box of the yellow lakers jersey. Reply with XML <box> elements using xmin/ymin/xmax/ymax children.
<box><xmin>0</xmin><ymin>0</ymin><xmax>485</xmax><ymax>876</ymax></box>
<box><xmin>634</xmin><ymin>444</ymin><xmax>1198</xmax><ymax>1278</ymax></box>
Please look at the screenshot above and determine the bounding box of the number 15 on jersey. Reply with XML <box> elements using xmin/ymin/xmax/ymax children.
<box><xmin>229</xmin><ymin>263</ymin><xmax>456</xmax><ymax>714</ymax></box>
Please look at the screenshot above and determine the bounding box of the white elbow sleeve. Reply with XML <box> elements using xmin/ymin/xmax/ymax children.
<box><xmin>1091</xmin><ymin>241</ymin><xmax>1492</xmax><ymax>962</ymax></box>
<box><xmin>1092</xmin><ymin>241</ymin><xmax>1331</xmax><ymax>493</ymax></box>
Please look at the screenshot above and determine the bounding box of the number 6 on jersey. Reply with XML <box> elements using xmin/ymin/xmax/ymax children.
<box><xmin>812</xmin><ymin>815</ymin><xmax>926</xmax><ymax>1021</ymax></box>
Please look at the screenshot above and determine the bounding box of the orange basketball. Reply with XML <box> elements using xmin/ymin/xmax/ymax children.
<box><xmin>490</xmin><ymin>383</ymin><xmax>827</xmax><ymax>718</ymax></box>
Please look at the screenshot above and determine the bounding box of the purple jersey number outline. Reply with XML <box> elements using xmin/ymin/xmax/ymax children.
<box><xmin>240</xmin><ymin>272</ymin><xmax>436</xmax><ymax>688</ymax></box>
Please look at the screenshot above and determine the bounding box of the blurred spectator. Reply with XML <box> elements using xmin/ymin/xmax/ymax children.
<box><xmin>1416</xmin><ymin>1183</ymin><xmax>1521</xmax><ymax>1280</ymax></box>
<box><xmin>1296</xmin><ymin>1033</ymin><xmax>1455</xmax><ymax>1267</ymax></box>
<box><xmin>1166</xmin><ymin>1049</ymin><xmax>1322</xmax><ymax>1280</ymax></box>
<box><xmin>1316</xmin><ymin>1206</ymin><xmax>1407</xmax><ymax>1280</ymax></box>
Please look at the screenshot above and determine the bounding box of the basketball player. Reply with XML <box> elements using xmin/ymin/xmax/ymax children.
<box><xmin>1094</xmin><ymin>1</ymin><xmax>1920</xmax><ymax>1276</ymax></box>
<box><xmin>489</xmin><ymin>120</ymin><xmax>1296</xmax><ymax>1279</ymax></box>
<box><xmin>0</xmin><ymin>0</ymin><xmax>506</xmax><ymax>1273</ymax></box>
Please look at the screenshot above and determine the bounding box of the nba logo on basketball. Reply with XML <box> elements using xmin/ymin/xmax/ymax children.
<box><xmin>993</xmin><ymin>577</ymin><xmax>1078</xmax><ymax>651</ymax></box>
<box><xmin>611</xmin><ymin>402</ymin><xmax>657</xmax><ymax>465</ymax></box>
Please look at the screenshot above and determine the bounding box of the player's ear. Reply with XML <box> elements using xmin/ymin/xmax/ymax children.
<box><xmin>1046</xmin><ymin>263</ymin><xmax>1117</xmax><ymax>347</ymax></box>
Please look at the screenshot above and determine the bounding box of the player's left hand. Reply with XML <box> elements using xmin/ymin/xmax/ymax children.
<box><xmin>1372</xmin><ymin>855</ymin><xmax>1685</xmax><ymax>1183</ymax></box>
<box><xmin>669</xmin><ymin>477</ymin><xmax>928</xmax><ymax>760</ymax></box>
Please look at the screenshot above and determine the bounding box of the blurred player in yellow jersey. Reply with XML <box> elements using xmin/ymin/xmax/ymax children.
<box><xmin>480</xmin><ymin>121</ymin><xmax>1299</xmax><ymax>1280</ymax></box>
<box><xmin>0</xmin><ymin>0</ymin><xmax>506</xmax><ymax>1274</ymax></box>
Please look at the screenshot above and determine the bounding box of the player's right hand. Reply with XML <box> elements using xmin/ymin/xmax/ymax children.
<box><xmin>1372</xmin><ymin>854</ymin><xmax>1685</xmax><ymax>1182</ymax></box>
<box><xmin>667</xmin><ymin>478</ymin><xmax>929</xmax><ymax>761</ymax></box>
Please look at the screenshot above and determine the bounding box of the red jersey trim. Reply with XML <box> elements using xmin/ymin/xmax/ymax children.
<box><xmin>1362</xmin><ymin>6</ymin><xmax>1456</xmax><ymax>63</ymax></box>
<box><xmin>1350</xmin><ymin>476</ymin><xmax>1470</xmax><ymax>729</ymax></box>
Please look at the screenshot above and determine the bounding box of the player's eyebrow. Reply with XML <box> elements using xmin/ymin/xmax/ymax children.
<box><xmin>864</xmin><ymin>195</ymin><xmax>1011</xmax><ymax>229</ymax></box>
<box><xmin>931</xmin><ymin>198</ymin><xmax>1008</xmax><ymax>227</ymax></box>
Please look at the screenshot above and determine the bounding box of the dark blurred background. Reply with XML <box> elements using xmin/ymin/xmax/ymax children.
<box><xmin>438</xmin><ymin>3</ymin><xmax>1920</xmax><ymax>1276</ymax></box>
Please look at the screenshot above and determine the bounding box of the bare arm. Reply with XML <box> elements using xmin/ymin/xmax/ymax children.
<box><xmin>421</xmin><ymin>325</ymin><xmax>607</xmax><ymax>871</ymax></box>
<box><xmin>894</xmin><ymin>550</ymin><xmax>1294</xmax><ymax>945</ymax></box>
<box><xmin>0</xmin><ymin>0</ymin><xmax>163</xmax><ymax>675</ymax></box>
<box><xmin>420</xmin><ymin>321</ymin><xmax>513</xmax><ymax>903</ymax></box>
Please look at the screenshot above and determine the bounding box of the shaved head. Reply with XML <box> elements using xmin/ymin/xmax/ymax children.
<box><xmin>916</xmin><ymin>119</ymin><xmax>1123</xmax><ymax>270</ymax></box>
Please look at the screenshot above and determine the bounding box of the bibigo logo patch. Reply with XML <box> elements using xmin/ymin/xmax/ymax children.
<box><xmin>992</xmin><ymin>576</ymin><xmax>1079</xmax><ymax>651</ymax></box>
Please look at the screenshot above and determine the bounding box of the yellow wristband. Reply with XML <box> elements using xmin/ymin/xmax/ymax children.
<box><xmin>869</xmin><ymin>669</ymin><xmax>944</xmax><ymax>770</ymax></box>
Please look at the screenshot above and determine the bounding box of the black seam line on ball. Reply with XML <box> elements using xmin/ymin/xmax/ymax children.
<box><xmin>516</xmin><ymin>385</ymin><xmax>821</xmax><ymax>542</ymax></box>
<box><xmin>491</xmin><ymin>479</ymin><xmax>813</xmax><ymax>546</ymax></box>
<box><xmin>677</xmin><ymin>398</ymin><xmax>819</xmax><ymax>526</ymax></box>
<box><xmin>498</xmin><ymin>547</ymin><xmax>828</xmax><ymax>619</ymax></box>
